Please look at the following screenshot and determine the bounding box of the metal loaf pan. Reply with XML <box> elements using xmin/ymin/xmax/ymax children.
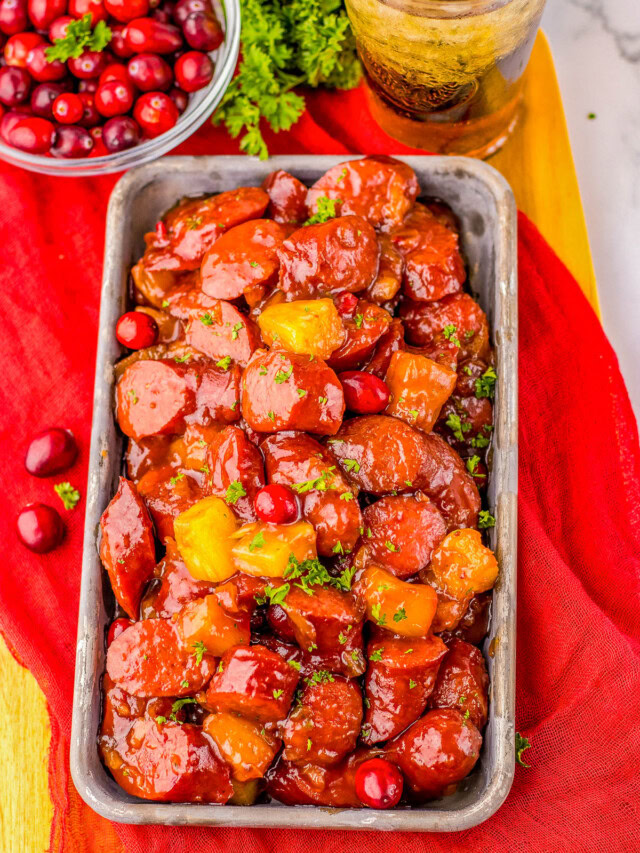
<box><xmin>70</xmin><ymin>155</ymin><xmax>518</xmax><ymax>832</ymax></box>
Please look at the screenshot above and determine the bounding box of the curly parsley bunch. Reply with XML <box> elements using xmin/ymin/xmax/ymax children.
<box><xmin>213</xmin><ymin>0</ymin><xmax>361</xmax><ymax>159</ymax></box>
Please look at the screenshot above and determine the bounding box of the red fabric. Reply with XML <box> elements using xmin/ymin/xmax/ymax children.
<box><xmin>1</xmin><ymin>82</ymin><xmax>639</xmax><ymax>853</ymax></box>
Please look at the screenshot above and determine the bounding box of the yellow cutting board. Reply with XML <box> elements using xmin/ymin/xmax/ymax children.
<box><xmin>0</xmin><ymin>31</ymin><xmax>599</xmax><ymax>853</ymax></box>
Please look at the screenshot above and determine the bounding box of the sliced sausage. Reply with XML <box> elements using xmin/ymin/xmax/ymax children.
<box><xmin>429</xmin><ymin>638</ymin><xmax>489</xmax><ymax>730</ymax></box>
<box><xmin>415</xmin><ymin>432</ymin><xmax>480</xmax><ymax>530</ymax></box>
<box><xmin>365</xmin><ymin>318</ymin><xmax>406</xmax><ymax>378</ymax></box>
<box><xmin>140</xmin><ymin>538</ymin><xmax>216</xmax><ymax>619</ymax></box>
<box><xmin>266</xmin><ymin>753</ymin><xmax>365</xmax><ymax>807</ymax></box>
<box><xmin>278</xmin><ymin>215</ymin><xmax>379</xmax><ymax>299</ymax></box>
<box><xmin>186</xmin><ymin>299</ymin><xmax>261</xmax><ymax>368</ymax></box>
<box><xmin>204</xmin><ymin>425</ymin><xmax>266</xmax><ymax>522</ymax></box>
<box><xmin>277</xmin><ymin>585</ymin><xmax>365</xmax><ymax>659</ymax></box>
<box><xmin>262</xmin><ymin>170</ymin><xmax>308</xmax><ymax>224</ymax></box>
<box><xmin>136</xmin><ymin>466</ymin><xmax>203</xmax><ymax>541</ymax></box>
<box><xmin>327</xmin><ymin>300</ymin><xmax>392</xmax><ymax>372</ymax></box>
<box><xmin>116</xmin><ymin>359</ymin><xmax>196</xmax><ymax>441</ymax></box>
<box><xmin>365</xmin><ymin>235</ymin><xmax>403</xmax><ymax>304</ymax></box>
<box><xmin>190</xmin><ymin>362</ymin><xmax>242</xmax><ymax>425</ymax></box>
<box><xmin>399</xmin><ymin>292</ymin><xmax>490</xmax><ymax>360</ymax></box>
<box><xmin>242</xmin><ymin>350</ymin><xmax>344</xmax><ymax>435</ymax></box>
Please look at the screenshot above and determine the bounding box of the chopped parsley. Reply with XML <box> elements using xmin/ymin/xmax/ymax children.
<box><xmin>54</xmin><ymin>481</ymin><xmax>80</xmax><ymax>510</ymax></box>
<box><xmin>354</xmin><ymin>313</ymin><xmax>364</xmax><ymax>329</ymax></box>
<box><xmin>200</xmin><ymin>313</ymin><xmax>214</xmax><ymax>326</ymax></box>
<box><xmin>305</xmin><ymin>670</ymin><xmax>334</xmax><ymax>686</ymax></box>
<box><xmin>304</xmin><ymin>196</ymin><xmax>341</xmax><ymax>226</ymax></box>
<box><xmin>292</xmin><ymin>467</ymin><xmax>335</xmax><ymax>494</ymax></box>
<box><xmin>275</xmin><ymin>367</ymin><xmax>293</xmax><ymax>384</ymax></box>
<box><xmin>384</xmin><ymin>540</ymin><xmax>400</xmax><ymax>553</ymax></box>
<box><xmin>369</xmin><ymin>648</ymin><xmax>383</xmax><ymax>662</ymax></box>
<box><xmin>45</xmin><ymin>13</ymin><xmax>111</xmax><ymax>62</ymax></box>
<box><xmin>174</xmin><ymin>354</ymin><xmax>191</xmax><ymax>363</ymax></box>
<box><xmin>249</xmin><ymin>530</ymin><xmax>265</xmax><ymax>552</ymax></box>
<box><xmin>170</xmin><ymin>473</ymin><xmax>185</xmax><ymax>486</ymax></box>
<box><xmin>338</xmin><ymin>632</ymin><xmax>347</xmax><ymax>645</ymax></box>
<box><xmin>446</xmin><ymin>412</ymin><xmax>472</xmax><ymax>442</ymax></box>
<box><xmin>475</xmin><ymin>366</ymin><xmax>497</xmax><ymax>399</ymax></box>
<box><xmin>516</xmin><ymin>732</ymin><xmax>531</xmax><ymax>767</ymax></box>
<box><xmin>466</xmin><ymin>455</ymin><xmax>486</xmax><ymax>479</ymax></box>
<box><xmin>216</xmin><ymin>355</ymin><xmax>232</xmax><ymax>370</ymax></box>
<box><xmin>267</xmin><ymin>410</ymin><xmax>276</xmax><ymax>422</ymax></box>
<box><xmin>339</xmin><ymin>491</ymin><xmax>354</xmax><ymax>501</ymax></box>
<box><xmin>393</xmin><ymin>607</ymin><xmax>407</xmax><ymax>623</ymax></box>
<box><xmin>226</xmin><ymin>480</ymin><xmax>247</xmax><ymax>505</ymax></box>
<box><xmin>343</xmin><ymin>458</ymin><xmax>360</xmax><ymax>473</ymax></box>
<box><xmin>443</xmin><ymin>324</ymin><xmax>461</xmax><ymax>347</ymax></box>
<box><xmin>191</xmin><ymin>641</ymin><xmax>206</xmax><ymax>663</ymax></box>
<box><xmin>409</xmin><ymin>679</ymin><xmax>417</xmax><ymax>689</ymax></box>
<box><xmin>371</xmin><ymin>603</ymin><xmax>386</xmax><ymax>626</ymax></box>
<box><xmin>297</xmin><ymin>388</ymin><xmax>307</xmax><ymax>397</ymax></box>
<box><xmin>259</xmin><ymin>366</ymin><xmax>268</xmax><ymax>376</ymax></box>
<box><xmin>273</xmin><ymin>688</ymin><xmax>284</xmax><ymax>699</ymax></box>
<box><xmin>156</xmin><ymin>715</ymin><xmax>167</xmax><ymax>724</ymax></box>
<box><xmin>285</xmin><ymin>552</ymin><xmax>355</xmax><ymax>594</ymax></box>
<box><xmin>255</xmin><ymin>583</ymin><xmax>290</xmax><ymax>606</ymax></box>
<box><xmin>231</xmin><ymin>322</ymin><xmax>243</xmax><ymax>340</ymax></box>
<box><xmin>479</xmin><ymin>510</ymin><xmax>496</xmax><ymax>529</ymax></box>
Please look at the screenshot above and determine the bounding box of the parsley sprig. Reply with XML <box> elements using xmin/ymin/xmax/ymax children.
<box><xmin>54</xmin><ymin>482</ymin><xmax>80</xmax><ymax>510</ymax></box>
<box><xmin>46</xmin><ymin>14</ymin><xmax>111</xmax><ymax>62</ymax></box>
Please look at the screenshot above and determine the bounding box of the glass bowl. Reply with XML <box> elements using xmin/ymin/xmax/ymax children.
<box><xmin>0</xmin><ymin>0</ymin><xmax>240</xmax><ymax>177</ymax></box>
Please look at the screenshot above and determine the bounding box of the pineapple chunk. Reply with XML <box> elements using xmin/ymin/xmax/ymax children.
<box><xmin>356</xmin><ymin>564</ymin><xmax>438</xmax><ymax>638</ymax></box>
<box><xmin>174</xmin><ymin>496</ymin><xmax>238</xmax><ymax>582</ymax></box>
<box><xmin>230</xmin><ymin>520</ymin><xmax>316</xmax><ymax>578</ymax></box>
<box><xmin>257</xmin><ymin>299</ymin><xmax>345</xmax><ymax>359</ymax></box>
<box><xmin>174</xmin><ymin>593</ymin><xmax>250</xmax><ymax>656</ymax></box>
<box><xmin>385</xmin><ymin>350</ymin><xmax>457</xmax><ymax>433</ymax></box>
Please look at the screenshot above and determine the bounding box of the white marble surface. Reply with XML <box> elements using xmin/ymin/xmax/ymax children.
<box><xmin>541</xmin><ymin>0</ymin><xmax>640</xmax><ymax>421</ymax></box>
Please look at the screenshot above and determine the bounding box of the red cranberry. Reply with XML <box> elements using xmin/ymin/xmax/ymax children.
<box><xmin>99</xmin><ymin>62</ymin><xmax>129</xmax><ymax>86</ymax></box>
<box><xmin>127</xmin><ymin>52</ymin><xmax>172</xmax><ymax>91</ymax></box>
<box><xmin>16</xmin><ymin>503</ymin><xmax>64</xmax><ymax>553</ymax></box>
<box><xmin>77</xmin><ymin>90</ymin><xmax>99</xmax><ymax>125</ymax></box>
<box><xmin>115</xmin><ymin>310</ymin><xmax>158</xmax><ymax>348</ymax></box>
<box><xmin>68</xmin><ymin>49</ymin><xmax>107</xmax><ymax>78</ymax></box>
<box><xmin>26</xmin><ymin>43</ymin><xmax>66</xmax><ymax>81</ymax></box>
<box><xmin>107</xmin><ymin>617</ymin><xmax>133</xmax><ymax>646</ymax></box>
<box><xmin>25</xmin><ymin>427</ymin><xmax>78</xmax><ymax>477</ymax></box>
<box><xmin>123</xmin><ymin>17</ymin><xmax>182</xmax><ymax>53</ymax></box>
<box><xmin>52</xmin><ymin>91</ymin><xmax>84</xmax><ymax>123</ymax></box>
<box><xmin>254</xmin><ymin>484</ymin><xmax>298</xmax><ymax>525</ymax></box>
<box><xmin>182</xmin><ymin>10</ymin><xmax>221</xmax><ymax>51</ymax></box>
<box><xmin>5</xmin><ymin>113</ymin><xmax>53</xmax><ymax>150</ymax></box>
<box><xmin>151</xmin><ymin>4</ymin><xmax>169</xmax><ymax>22</ymax></box>
<box><xmin>105</xmin><ymin>0</ymin><xmax>148</xmax><ymax>22</ymax></box>
<box><xmin>48</xmin><ymin>13</ymin><xmax>72</xmax><ymax>40</ymax></box>
<box><xmin>339</xmin><ymin>370</ymin><xmax>390</xmax><ymax>414</ymax></box>
<box><xmin>87</xmin><ymin>123</ymin><xmax>107</xmax><ymax>154</ymax></box>
<box><xmin>0</xmin><ymin>0</ymin><xmax>28</xmax><ymax>36</ymax></box>
<box><xmin>172</xmin><ymin>0</ymin><xmax>208</xmax><ymax>26</ymax></box>
<box><xmin>0</xmin><ymin>106</ymin><xmax>29</xmax><ymax>141</ymax></box>
<box><xmin>167</xmin><ymin>84</ymin><xmax>186</xmax><ymax>113</ymax></box>
<box><xmin>0</xmin><ymin>64</ymin><xmax>30</xmax><ymax>105</ymax></box>
<box><xmin>4</xmin><ymin>32</ymin><xmax>44</xmax><ymax>66</ymax></box>
<box><xmin>354</xmin><ymin>758</ymin><xmax>403</xmax><ymax>809</ymax></box>
<box><xmin>28</xmin><ymin>0</ymin><xmax>66</xmax><ymax>29</ymax></box>
<box><xmin>51</xmin><ymin>122</ymin><xmax>93</xmax><ymax>156</ymax></box>
<box><xmin>335</xmin><ymin>291</ymin><xmax>359</xmax><ymax>317</ymax></box>
<box><xmin>133</xmin><ymin>89</ymin><xmax>177</xmax><ymax>136</ymax></box>
<box><xmin>68</xmin><ymin>0</ymin><xmax>107</xmax><ymax>24</ymax></box>
<box><xmin>109</xmin><ymin>23</ymin><xmax>134</xmax><ymax>57</ymax></box>
<box><xmin>95</xmin><ymin>78</ymin><xmax>134</xmax><ymax>116</ymax></box>
<box><xmin>77</xmin><ymin>77</ymin><xmax>98</xmax><ymax>92</ymax></box>
<box><xmin>174</xmin><ymin>49</ymin><xmax>212</xmax><ymax>92</ymax></box>
<box><xmin>30</xmin><ymin>80</ymin><xmax>68</xmax><ymax>117</ymax></box>
<box><xmin>102</xmin><ymin>113</ymin><xmax>139</xmax><ymax>150</ymax></box>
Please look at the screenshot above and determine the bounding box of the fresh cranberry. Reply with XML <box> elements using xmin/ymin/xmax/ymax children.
<box><xmin>77</xmin><ymin>77</ymin><xmax>98</xmax><ymax>92</ymax></box>
<box><xmin>0</xmin><ymin>64</ymin><xmax>30</xmax><ymax>105</ymax></box>
<box><xmin>151</xmin><ymin>4</ymin><xmax>169</xmax><ymax>22</ymax></box>
<box><xmin>77</xmin><ymin>91</ymin><xmax>99</xmax><ymax>125</ymax></box>
<box><xmin>339</xmin><ymin>370</ymin><xmax>390</xmax><ymax>414</ymax></box>
<box><xmin>107</xmin><ymin>617</ymin><xmax>133</xmax><ymax>647</ymax></box>
<box><xmin>105</xmin><ymin>0</ymin><xmax>148</xmax><ymax>22</ymax></box>
<box><xmin>0</xmin><ymin>106</ymin><xmax>29</xmax><ymax>141</ymax></box>
<box><xmin>123</xmin><ymin>17</ymin><xmax>182</xmax><ymax>53</ymax></box>
<box><xmin>30</xmin><ymin>80</ymin><xmax>68</xmax><ymax>117</ymax></box>
<box><xmin>4</xmin><ymin>32</ymin><xmax>44</xmax><ymax>66</ymax></box>
<box><xmin>26</xmin><ymin>43</ymin><xmax>66</xmax><ymax>81</ymax></box>
<box><xmin>48</xmin><ymin>13</ymin><xmax>72</xmax><ymax>40</ymax></box>
<box><xmin>68</xmin><ymin>0</ymin><xmax>107</xmax><ymax>23</ymax></box>
<box><xmin>115</xmin><ymin>310</ymin><xmax>158</xmax><ymax>348</ymax></box>
<box><xmin>25</xmin><ymin>427</ymin><xmax>78</xmax><ymax>477</ymax></box>
<box><xmin>52</xmin><ymin>91</ymin><xmax>84</xmax><ymax>123</ymax></box>
<box><xmin>51</xmin><ymin>122</ymin><xmax>92</xmax><ymax>155</ymax></box>
<box><xmin>172</xmin><ymin>0</ymin><xmax>207</xmax><ymax>26</ymax></box>
<box><xmin>0</xmin><ymin>0</ymin><xmax>28</xmax><ymax>35</ymax></box>
<box><xmin>182</xmin><ymin>10</ymin><xmax>221</xmax><ymax>51</ymax></box>
<box><xmin>254</xmin><ymin>484</ymin><xmax>298</xmax><ymax>525</ymax></box>
<box><xmin>87</xmin><ymin>123</ymin><xmax>107</xmax><ymax>154</ymax></box>
<box><xmin>335</xmin><ymin>291</ymin><xmax>359</xmax><ymax>317</ymax></box>
<box><xmin>102</xmin><ymin>113</ymin><xmax>139</xmax><ymax>150</ymax></box>
<box><xmin>167</xmin><ymin>83</ymin><xmax>186</xmax><ymax>113</ymax></box>
<box><xmin>99</xmin><ymin>62</ymin><xmax>129</xmax><ymax>86</ymax></box>
<box><xmin>28</xmin><ymin>0</ymin><xmax>66</xmax><ymax>29</ymax></box>
<box><xmin>6</xmin><ymin>113</ymin><xmax>54</xmax><ymax>150</ymax></box>
<box><xmin>68</xmin><ymin>48</ymin><xmax>107</xmax><ymax>79</ymax></box>
<box><xmin>109</xmin><ymin>23</ymin><xmax>134</xmax><ymax>57</ymax></box>
<box><xmin>174</xmin><ymin>49</ymin><xmax>212</xmax><ymax>92</ymax></box>
<box><xmin>354</xmin><ymin>758</ymin><xmax>403</xmax><ymax>809</ymax></box>
<box><xmin>95</xmin><ymin>78</ymin><xmax>134</xmax><ymax>116</ymax></box>
<box><xmin>133</xmin><ymin>89</ymin><xmax>177</xmax><ymax>136</ymax></box>
<box><xmin>126</xmin><ymin>52</ymin><xmax>171</xmax><ymax>91</ymax></box>
<box><xmin>16</xmin><ymin>503</ymin><xmax>64</xmax><ymax>553</ymax></box>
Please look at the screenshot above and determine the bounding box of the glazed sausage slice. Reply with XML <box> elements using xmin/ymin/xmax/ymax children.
<box><xmin>306</xmin><ymin>156</ymin><xmax>419</xmax><ymax>231</ymax></box>
<box><xmin>242</xmin><ymin>350</ymin><xmax>344</xmax><ymax>435</ymax></box>
<box><xmin>327</xmin><ymin>300</ymin><xmax>392</xmax><ymax>372</ymax></box>
<box><xmin>415</xmin><ymin>432</ymin><xmax>480</xmax><ymax>530</ymax></box>
<box><xmin>186</xmin><ymin>299</ymin><xmax>261</xmax><ymax>368</ymax></box>
<box><xmin>327</xmin><ymin>414</ymin><xmax>428</xmax><ymax>494</ymax></box>
<box><xmin>362</xmin><ymin>494</ymin><xmax>447</xmax><ymax>578</ymax></box>
<box><xmin>281</xmin><ymin>676</ymin><xmax>363</xmax><ymax>766</ymax></box>
<box><xmin>260</xmin><ymin>633</ymin><xmax>367</xmax><ymax>680</ymax></box>
<box><xmin>136</xmin><ymin>466</ymin><xmax>203</xmax><ymax>541</ymax></box>
<box><xmin>190</xmin><ymin>362</ymin><xmax>242</xmax><ymax>426</ymax></box>
<box><xmin>365</xmin><ymin>235</ymin><xmax>404</xmax><ymax>305</ymax></box>
<box><xmin>361</xmin><ymin>632</ymin><xmax>448</xmax><ymax>744</ymax></box>
<box><xmin>438</xmin><ymin>593</ymin><xmax>492</xmax><ymax>647</ymax></box>
<box><xmin>106</xmin><ymin>618</ymin><xmax>216</xmax><ymax>697</ymax></box>
<box><xmin>204</xmin><ymin>644</ymin><xmax>299</xmax><ymax>723</ymax></box>
<box><xmin>204</xmin><ymin>425</ymin><xmax>266</xmax><ymax>522</ymax></box>
<box><xmin>116</xmin><ymin>360</ymin><xmax>196</xmax><ymax>440</ymax></box>
<box><xmin>399</xmin><ymin>292</ymin><xmax>490</xmax><ymax>359</ymax></box>
<box><xmin>365</xmin><ymin>318</ymin><xmax>406</xmax><ymax>378</ymax></box>
<box><xmin>429</xmin><ymin>638</ymin><xmax>489</xmax><ymax>730</ymax></box>
<box><xmin>200</xmin><ymin>219</ymin><xmax>290</xmax><ymax>301</ymax></box>
<box><xmin>140</xmin><ymin>538</ymin><xmax>216</xmax><ymax>619</ymax></box>
<box><xmin>100</xmin><ymin>477</ymin><xmax>157</xmax><ymax>619</ymax></box>
<box><xmin>387</xmin><ymin>708</ymin><xmax>482</xmax><ymax>800</ymax></box>
<box><xmin>262</xmin><ymin>170</ymin><xmax>309</xmax><ymax>224</ymax></box>
<box><xmin>278</xmin><ymin>215</ymin><xmax>379</xmax><ymax>299</ymax></box>
<box><xmin>266</xmin><ymin>754</ymin><xmax>365</xmax><ymax>807</ymax></box>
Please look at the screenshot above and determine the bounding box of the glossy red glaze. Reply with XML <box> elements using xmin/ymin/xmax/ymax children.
<box><xmin>116</xmin><ymin>310</ymin><xmax>159</xmax><ymax>349</ymax></box>
<box><xmin>25</xmin><ymin>427</ymin><xmax>77</xmax><ymax>476</ymax></box>
<box><xmin>415</xmin><ymin>431</ymin><xmax>481</xmax><ymax>530</ymax></box>
<box><xmin>204</xmin><ymin>424</ymin><xmax>266</xmax><ymax>523</ymax></box>
<box><xmin>429</xmin><ymin>638</ymin><xmax>489</xmax><ymax>729</ymax></box>
<box><xmin>354</xmin><ymin>758</ymin><xmax>403</xmax><ymax>809</ymax></box>
<box><xmin>107</xmin><ymin>617</ymin><xmax>133</xmax><ymax>647</ymax></box>
<box><xmin>339</xmin><ymin>370</ymin><xmax>390</xmax><ymax>414</ymax></box>
<box><xmin>261</xmin><ymin>169</ymin><xmax>308</xmax><ymax>224</ymax></box>
<box><xmin>328</xmin><ymin>301</ymin><xmax>392</xmax><ymax>372</ymax></box>
<box><xmin>399</xmin><ymin>292</ymin><xmax>490</xmax><ymax>360</ymax></box>
<box><xmin>140</xmin><ymin>538</ymin><xmax>216</xmax><ymax>619</ymax></box>
<box><xmin>254</xmin><ymin>483</ymin><xmax>298</xmax><ymax>525</ymax></box>
<box><xmin>16</xmin><ymin>502</ymin><xmax>64</xmax><ymax>553</ymax></box>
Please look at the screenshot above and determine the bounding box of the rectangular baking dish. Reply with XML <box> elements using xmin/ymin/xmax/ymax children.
<box><xmin>70</xmin><ymin>155</ymin><xmax>518</xmax><ymax>832</ymax></box>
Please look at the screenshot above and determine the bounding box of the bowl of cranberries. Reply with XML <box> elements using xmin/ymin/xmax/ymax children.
<box><xmin>0</xmin><ymin>0</ymin><xmax>239</xmax><ymax>174</ymax></box>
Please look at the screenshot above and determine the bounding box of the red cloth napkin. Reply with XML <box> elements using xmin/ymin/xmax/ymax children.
<box><xmin>1</xmin><ymin>83</ymin><xmax>639</xmax><ymax>853</ymax></box>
